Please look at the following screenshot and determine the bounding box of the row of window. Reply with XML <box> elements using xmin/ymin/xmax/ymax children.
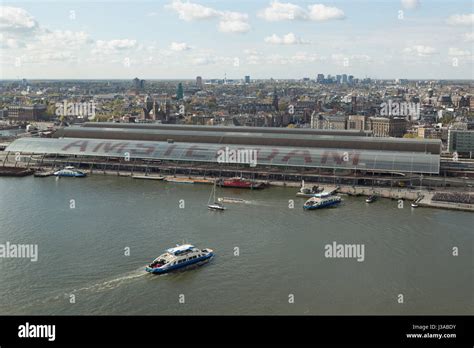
<box><xmin>173</xmin><ymin>254</ymin><xmax>203</xmax><ymax>265</ymax></box>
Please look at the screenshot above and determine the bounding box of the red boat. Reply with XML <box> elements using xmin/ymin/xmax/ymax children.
<box><xmin>217</xmin><ymin>177</ymin><xmax>265</xmax><ymax>189</ymax></box>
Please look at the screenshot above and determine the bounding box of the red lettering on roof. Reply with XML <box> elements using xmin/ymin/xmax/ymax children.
<box><xmin>282</xmin><ymin>149</ymin><xmax>312</xmax><ymax>163</ymax></box>
<box><xmin>62</xmin><ymin>140</ymin><xmax>89</xmax><ymax>152</ymax></box>
<box><xmin>164</xmin><ymin>144</ymin><xmax>177</xmax><ymax>156</ymax></box>
<box><xmin>185</xmin><ymin>145</ymin><xmax>207</xmax><ymax>158</ymax></box>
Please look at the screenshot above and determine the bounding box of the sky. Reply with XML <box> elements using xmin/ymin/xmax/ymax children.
<box><xmin>0</xmin><ymin>0</ymin><xmax>473</xmax><ymax>80</ymax></box>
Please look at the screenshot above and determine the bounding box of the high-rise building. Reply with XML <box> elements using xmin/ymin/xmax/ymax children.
<box><xmin>342</xmin><ymin>74</ymin><xmax>348</xmax><ymax>83</ymax></box>
<box><xmin>348</xmin><ymin>75</ymin><xmax>354</xmax><ymax>84</ymax></box>
<box><xmin>132</xmin><ymin>77</ymin><xmax>145</xmax><ymax>91</ymax></box>
<box><xmin>245</xmin><ymin>75</ymin><xmax>251</xmax><ymax>84</ymax></box>
<box><xmin>176</xmin><ymin>83</ymin><xmax>184</xmax><ymax>100</ymax></box>
<box><xmin>196</xmin><ymin>76</ymin><xmax>203</xmax><ymax>89</ymax></box>
<box><xmin>448</xmin><ymin>130</ymin><xmax>474</xmax><ymax>156</ymax></box>
<box><xmin>272</xmin><ymin>88</ymin><xmax>279</xmax><ymax>111</ymax></box>
<box><xmin>316</xmin><ymin>74</ymin><xmax>324</xmax><ymax>83</ymax></box>
<box><xmin>351</xmin><ymin>95</ymin><xmax>357</xmax><ymax>114</ymax></box>
<box><xmin>133</xmin><ymin>77</ymin><xmax>140</xmax><ymax>90</ymax></box>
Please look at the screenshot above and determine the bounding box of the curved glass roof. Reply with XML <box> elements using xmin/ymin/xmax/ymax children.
<box><xmin>5</xmin><ymin>137</ymin><xmax>440</xmax><ymax>174</ymax></box>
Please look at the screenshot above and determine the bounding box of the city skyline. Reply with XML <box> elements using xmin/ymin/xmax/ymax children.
<box><xmin>0</xmin><ymin>0</ymin><xmax>473</xmax><ymax>80</ymax></box>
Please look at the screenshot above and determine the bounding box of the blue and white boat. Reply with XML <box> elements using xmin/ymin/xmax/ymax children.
<box><xmin>53</xmin><ymin>166</ymin><xmax>86</xmax><ymax>177</ymax></box>
<box><xmin>303</xmin><ymin>196</ymin><xmax>342</xmax><ymax>210</ymax></box>
<box><xmin>145</xmin><ymin>244</ymin><xmax>214</xmax><ymax>274</ymax></box>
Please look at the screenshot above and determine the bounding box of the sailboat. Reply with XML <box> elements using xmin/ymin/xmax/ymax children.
<box><xmin>208</xmin><ymin>181</ymin><xmax>226</xmax><ymax>211</ymax></box>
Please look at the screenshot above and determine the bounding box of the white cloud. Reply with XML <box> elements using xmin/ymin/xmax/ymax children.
<box><xmin>165</xmin><ymin>0</ymin><xmax>219</xmax><ymax>21</ymax></box>
<box><xmin>464</xmin><ymin>32</ymin><xmax>474</xmax><ymax>42</ymax></box>
<box><xmin>169</xmin><ymin>41</ymin><xmax>192</xmax><ymax>51</ymax></box>
<box><xmin>166</xmin><ymin>0</ymin><xmax>250</xmax><ymax>33</ymax></box>
<box><xmin>258</xmin><ymin>1</ymin><xmax>306</xmax><ymax>21</ymax></box>
<box><xmin>446</xmin><ymin>13</ymin><xmax>474</xmax><ymax>26</ymax></box>
<box><xmin>96</xmin><ymin>39</ymin><xmax>137</xmax><ymax>51</ymax></box>
<box><xmin>307</xmin><ymin>4</ymin><xmax>345</xmax><ymax>21</ymax></box>
<box><xmin>0</xmin><ymin>33</ymin><xmax>22</xmax><ymax>48</ymax></box>
<box><xmin>0</xmin><ymin>6</ymin><xmax>38</xmax><ymax>32</ymax></box>
<box><xmin>331</xmin><ymin>53</ymin><xmax>371</xmax><ymax>65</ymax></box>
<box><xmin>264</xmin><ymin>32</ymin><xmax>309</xmax><ymax>45</ymax></box>
<box><xmin>34</xmin><ymin>30</ymin><xmax>91</xmax><ymax>49</ymax></box>
<box><xmin>258</xmin><ymin>1</ymin><xmax>344</xmax><ymax>21</ymax></box>
<box><xmin>290</xmin><ymin>52</ymin><xmax>320</xmax><ymax>63</ymax></box>
<box><xmin>403</xmin><ymin>45</ymin><xmax>437</xmax><ymax>57</ymax></box>
<box><xmin>38</xmin><ymin>51</ymin><xmax>78</xmax><ymax>62</ymax></box>
<box><xmin>448</xmin><ymin>47</ymin><xmax>471</xmax><ymax>56</ymax></box>
<box><xmin>218</xmin><ymin>11</ymin><xmax>250</xmax><ymax>33</ymax></box>
<box><xmin>401</xmin><ymin>0</ymin><xmax>420</xmax><ymax>10</ymax></box>
<box><xmin>190</xmin><ymin>52</ymin><xmax>232</xmax><ymax>66</ymax></box>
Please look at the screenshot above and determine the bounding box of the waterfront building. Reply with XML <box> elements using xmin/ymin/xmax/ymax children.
<box><xmin>7</xmin><ymin>104</ymin><xmax>47</xmax><ymax>121</ymax></box>
<box><xmin>448</xmin><ymin>130</ymin><xmax>474</xmax><ymax>157</ymax></box>
<box><xmin>6</xmin><ymin>123</ymin><xmax>441</xmax><ymax>178</ymax></box>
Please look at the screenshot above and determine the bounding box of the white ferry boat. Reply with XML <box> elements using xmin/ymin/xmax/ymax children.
<box><xmin>145</xmin><ymin>244</ymin><xmax>214</xmax><ymax>274</ymax></box>
<box><xmin>303</xmin><ymin>196</ymin><xmax>342</xmax><ymax>210</ymax></box>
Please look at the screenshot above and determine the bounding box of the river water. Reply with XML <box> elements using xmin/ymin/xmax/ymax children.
<box><xmin>0</xmin><ymin>175</ymin><xmax>472</xmax><ymax>315</ymax></box>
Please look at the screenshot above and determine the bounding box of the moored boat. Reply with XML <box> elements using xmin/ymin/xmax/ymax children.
<box><xmin>132</xmin><ymin>175</ymin><xmax>165</xmax><ymax>180</ymax></box>
<box><xmin>34</xmin><ymin>170</ymin><xmax>54</xmax><ymax>177</ymax></box>
<box><xmin>365</xmin><ymin>195</ymin><xmax>377</xmax><ymax>203</ymax></box>
<box><xmin>303</xmin><ymin>196</ymin><xmax>342</xmax><ymax>210</ymax></box>
<box><xmin>0</xmin><ymin>167</ymin><xmax>34</xmax><ymax>177</ymax></box>
<box><xmin>53</xmin><ymin>166</ymin><xmax>86</xmax><ymax>177</ymax></box>
<box><xmin>217</xmin><ymin>177</ymin><xmax>265</xmax><ymax>189</ymax></box>
<box><xmin>165</xmin><ymin>177</ymin><xmax>194</xmax><ymax>184</ymax></box>
<box><xmin>296</xmin><ymin>180</ymin><xmax>325</xmax><ymax>197</ymax></box>
<box><xmin>145</xmin><ymin>244</ymin><xmax>214</xmax><ymax>274</ymax></box>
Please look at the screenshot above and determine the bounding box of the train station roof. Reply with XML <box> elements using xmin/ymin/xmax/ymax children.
<box><xmin>53</xmin><ymin>126</ymin><xmax>442</xmax><ymax>154</ymax></box>
<box><xmin>6</xmin><ymin>137</ymin><xmax>440</xmax><ymax>174</ymax></box>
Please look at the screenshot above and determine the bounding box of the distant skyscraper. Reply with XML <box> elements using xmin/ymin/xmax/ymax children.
<box><xmin>245</xmin><ymin>75</ymin><xmax>251</xmax><ymax>84</ymax></box>
<box><xmin>342</xmin><ymin>74</ymin><xmax>348</xmax><ymax>84</ymax></box>
<box><xmin>196</xmin><ymin>76</ymin><xmax>203</xmax><ymax>89</ymax></box>
<box><xmin>351</xmin><ymin>95</ymin><xmax>357</xmax><ymax>114</ymax></box>
<box><xmin>272</xmin><ymin>88</ymin><xmax>279</xmax><ymax>111</ymax></box>
<box><xmin>348</xmin><ymin>75</ymin><xmax>354</xmax><ymax>84</ymax></box>
<box><xmin>316</xmin><ymin>74</ymin><xmax>324</xmax><ymax>83</ymax></box>
<box><xmin>132</xmin><ymin>77</ymin><xmax>145</xmax><ymax>92</ymax></box>
<box><xmin>336</xmin><ymin>75</ymin><xmax>342</xmax><ymax>84</ymax></box>
<box><xmin>176</xmin><ymin>83</ymin><xmax>184</xmax><ymax>100</ymax></box>
<box><xmin>133</xmin><ymin>77</ymin><xmax>140</xmax><ymax>90</ymax></box>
